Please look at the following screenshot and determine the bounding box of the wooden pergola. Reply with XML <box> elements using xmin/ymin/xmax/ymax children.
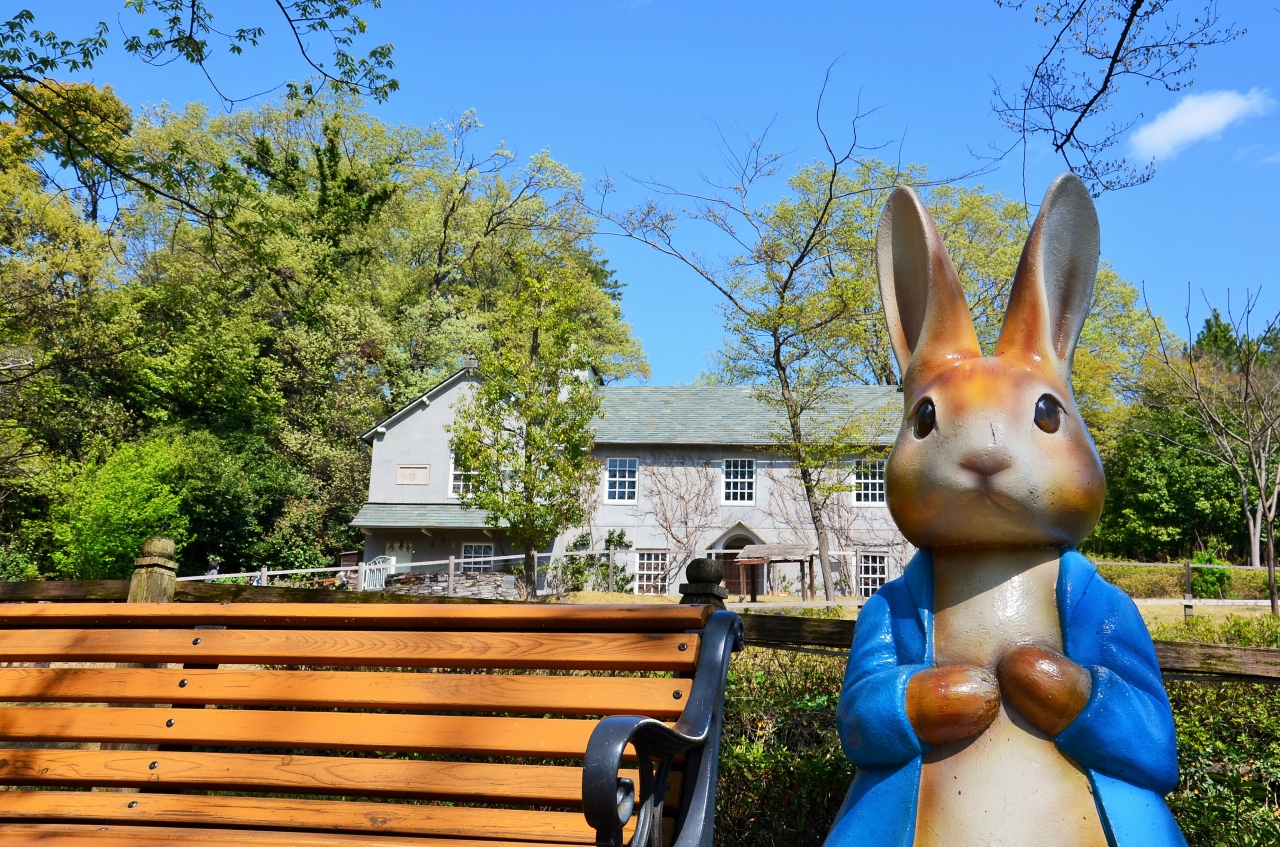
<box><xmin>730</xmin><ymin>543</ymin><xmax>820</xmax><ymax>602</ymax></box>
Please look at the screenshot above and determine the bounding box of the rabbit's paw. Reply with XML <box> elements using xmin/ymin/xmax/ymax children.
<box><xmin>997</xmin><ymin>644</ymin><xmax>1091</xmax><ymax>736</ymax></box>
<box><xmin>906</xmin><ymin>665</ymin><xmax>1000</xmax><ymax>746</ymax></box>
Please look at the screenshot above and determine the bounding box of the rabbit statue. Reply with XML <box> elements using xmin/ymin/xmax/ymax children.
<box><xmin>826</xmin><ymin>174</ymin><xmax>1184</xmax><ymax>847</ymax></box>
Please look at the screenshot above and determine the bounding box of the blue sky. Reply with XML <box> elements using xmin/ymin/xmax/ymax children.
<box><xmin>32</xmin><ymin>1</ymin><xmax>1280</xmax><ymax>384</ymax></box>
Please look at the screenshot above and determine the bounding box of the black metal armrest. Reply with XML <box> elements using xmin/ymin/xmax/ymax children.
<box><xmin>582</xmin><ymin>610</ymin><xmax>744</xmax><ymax>847</ymax></box>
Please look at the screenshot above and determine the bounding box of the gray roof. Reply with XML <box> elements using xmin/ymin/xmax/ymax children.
<box><xmin>350</xmin><ymin>503</ymin><xmax>499</xmax><ymax>530</ymax></box>
<box><xmin>593</xmin><ymin>385</ymin><xmax>902</xmax><ymax>446</ymax></box>
<box><xmin>735</xmin><ymin>544</ymin><xmax>819</xmax><ymax>561</ymax></box>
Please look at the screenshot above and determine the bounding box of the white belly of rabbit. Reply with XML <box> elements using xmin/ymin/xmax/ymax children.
<box><xmin>913</xmin><ymin>551</ymin><xmax>1108</xmax><ymax>847</ymax></box>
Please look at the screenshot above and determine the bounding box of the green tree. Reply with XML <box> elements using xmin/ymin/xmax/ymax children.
<box><xmin>448</xmin><ymin>266</ymin><xmax>621</xmax><ymax>594</ymax></box>
<box><xmin>1147</xmin><ymin>302</ymin><xmax>1280</xmax><ymax>612</ymax></box>
<box><xmin>2</xmin><ymin>84</ymin><xmax>644</xmax><ymax>580</ymax></box>
<box><xmin>49</xmin><ymin>438</ymin><xmax>190</xmax><ymax>579</ymax></box>
<box><xmin>0</xmin><ymin>2</ymin><xmax>396</xmax><ymax>219</ymax></box>
<box><xmin>1087</xmin><ymin>406</ymin><xmax>1245</xmax><ymax>562</ymax></box>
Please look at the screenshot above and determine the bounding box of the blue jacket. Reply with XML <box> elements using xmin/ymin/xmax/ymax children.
<box><xmin>827</xmin><ymin>549</ymin><xmax>1185</xmax><ymax>847</ymax></box>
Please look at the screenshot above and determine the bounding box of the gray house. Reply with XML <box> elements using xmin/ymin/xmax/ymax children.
<box><xmin>350</xmin><ymin>368</ymin><xmax>913</xmax><ymax>596</ymax></box>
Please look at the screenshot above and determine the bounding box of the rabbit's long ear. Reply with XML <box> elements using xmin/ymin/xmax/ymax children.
<box><xmin>996</xmin><ymin>174</ymin><xmax>1099</xmax><ymax>375</ymax></box>
<box><xmin>876</xmin><ymin>186</ymin><xmax>980</xmax><ymax>376</ymax></box>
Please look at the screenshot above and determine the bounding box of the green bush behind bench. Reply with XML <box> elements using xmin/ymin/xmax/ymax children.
<box><xmin>1098</xmin><ymin>565</ymin><xmax>1273</xmax><ymax>600</ymax></box>
<box><xmin>715</xmin><ymin>614</ymin><xmax>1280</xmax><ymax>847</ymax></box>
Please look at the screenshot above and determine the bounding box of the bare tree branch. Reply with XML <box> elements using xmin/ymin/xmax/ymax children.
<box><xmin>993</xmin><ymin>0</ymin><xmax>1244</xmax><ymax>196</ymax></box>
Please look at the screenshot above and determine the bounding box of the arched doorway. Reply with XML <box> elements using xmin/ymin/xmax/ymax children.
<box><xmin>720</xmin><ymin>534</ymin><xmax>758</xmax><ymax>597</ymax></box>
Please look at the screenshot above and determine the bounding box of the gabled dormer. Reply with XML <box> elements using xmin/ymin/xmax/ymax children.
<box><xmin>359</xmin><ymin>365</ymin><xmax>480</xmax><ymax>505</ymax></box>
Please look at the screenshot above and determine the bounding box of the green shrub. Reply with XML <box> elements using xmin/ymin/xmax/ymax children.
<box><xmin>716</xmin><ymin>647</ymin><xmax>852</xmax><ymax>846</ymax></box>
<box><xmin>1151</xmin><ymin>616</ymin><xmax>1280</xmax><ymax>846</ymax></box>
<box><xmin>1098</xmin><ymin>564</ymin><xmax>1273</xmax><ymax>600</ymax></box>
<box><xmin>0</xmin><ymin>544</ymin><xmax>39</xmax><ymax>581</ymax></box>
<box><xmin>1098</xmin><ymin>564</ymin><xmax>1186</xmax><ymax>597</ymax></box>
<box><xmin>49</xmin><ymin>439</ymin><xmax>190</xmax><ymax>579</ymax></box>
<box><xmin>715</xmin><ymin>615</ymin><xmax>1280</xmax><ymax>846</ymax></box>
<box><xmin>1192</xmin><ymin>567</ymin><xmax>1231</xmax><ymax>599</ymax></box>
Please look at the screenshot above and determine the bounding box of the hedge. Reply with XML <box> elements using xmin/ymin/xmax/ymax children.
<box><xmin>715</xmin><ymin>614</ymin><xmax>1280</xmax><ymax>846</ymax></box>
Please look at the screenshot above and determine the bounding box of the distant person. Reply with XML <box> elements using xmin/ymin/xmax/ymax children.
<box><xmin>205</xmin><ymin>556</ymin><xmax>221</xmax><ymax>583</ymax></box>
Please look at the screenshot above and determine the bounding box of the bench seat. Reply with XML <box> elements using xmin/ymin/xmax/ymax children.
<box><xmin>0</xmin><ymin>602</ymin><xmax>743</xmax><ymax>847</ymax></box>
<box><xmin>0</xmin><ymin>823</ymin><xmax>587</xmax><ymax>846</ymax></box>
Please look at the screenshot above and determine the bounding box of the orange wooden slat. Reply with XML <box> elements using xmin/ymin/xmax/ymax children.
<box><xmin>0</xmin><ymin>602</ymin><xmax>711</xmax><ymax>632</ymax></box>
<box><xmin>0</xmin><ymin>791</ymin><xmax>612</xmax><ymax>844</ymax></box>
<box><xmin>0</xmin><ymin>749</ymin><xmax>595</xmax><ymax>804</ymax></box>
<box><xmin>0</xmin><ymin>705</ymin><xmax>663</xmax><ymax>759</ymax></box>
<box><xmin>0</xmin><ymin>629</ymin><xmax>699</xmax><ymax>671</ymax></box>
<box><xmin>0</xmin><ymin>822</ymin><xmax>587</xmax><ymax>846</ymax></box>
<box><xmin>0</xmin><ymin>667</ymin><xmax>691</xmax><ymax>717</ymax></box>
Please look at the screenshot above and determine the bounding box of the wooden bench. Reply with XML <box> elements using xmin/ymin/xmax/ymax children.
<box><xmin>0</xmin><ymin>602</ymin><xmax>743</xmax><ymax>847</ymax></box>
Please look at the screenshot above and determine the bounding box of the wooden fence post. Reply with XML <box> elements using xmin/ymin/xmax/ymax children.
<box><xmin>447</xmin><ymin>555</ymin><xmax>455</xmax><ymax>597</ymax></box>
<box><xmin>1184</xmin><ymin>560</ymin><xmax>1194</xmax><ymax>619</ymax></box>
<box><xmin>128</xmin><ymin>536</ymin><xmax>178</xmax><ymax>604</ymax></box>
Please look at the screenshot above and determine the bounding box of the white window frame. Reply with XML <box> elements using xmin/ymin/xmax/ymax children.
<box><xmin>449</xmin><ymin>455</ymin><xmax>475</xmax><ymax>499</ymax></box>
<box><xmin>852</xmin><ymin>459</ymin><xmax>887</xmax><ymax>506</ymax></box>
<box><xmin>460</xmin><ymin>542</ymin><xmax>495</xmax><ymax>572</ymax></box>
<box><xmin>722</xmin><ymin>458</ymin><xmax>756</xmax><ymax>504</ymax></box>
<box><xmin>858</xmin><ymin>551</ymin><xmax>889</xmax><ymax>596</ymax></box>
<box><xmin>635</xmin><ymin>551</ymin><xmax>669</xmax><ymax>596</ymax></box>
<box><xmin>606</xmin><ymin>457</ymin><xmax>638</xmax><ymax>502</ymax></box>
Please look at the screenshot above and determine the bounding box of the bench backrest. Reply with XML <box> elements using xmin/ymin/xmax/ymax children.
<box><xmin>0</xmin><ymin>602</ymin><xmax>718</xmax><ymax>845</ymax></box>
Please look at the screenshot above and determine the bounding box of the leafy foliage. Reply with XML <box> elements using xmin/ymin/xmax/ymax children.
<box><xmin>448</xmin><ymin>260</ymin><xmax>641</xmax><ymax>591</ymax></box>
<box><xmin>0</xmin><ymin>87</ymin><xmax>643</xmax><ymax>577</ymax></box>
<box><xmin>716</xmin><ymin>615</ymin><xmax>1280</xmax><ymax>846</ymax></box>
<box><xmin>1152</xmin><ymin>615</ymin><xmax>1280</xmax><ymax>847</ymax></box>
<box><xmin>1087</xmin><ymin>407</ymin><xmax>1245</xmax><ymax>563</ymax></box>
<box><xmin>48</xmin><ymin>436</ymin><xmax>190</xmax><ymax>579</ymax></box>
<box><xmin>717</xmin><ymin>645</ymin><xmax>853</xmax><ymax>846</ymax></box>
<box><xmin>0</xmin><ymin>3</ymin><xmax>396</xmax><ymax>220</ymax></box>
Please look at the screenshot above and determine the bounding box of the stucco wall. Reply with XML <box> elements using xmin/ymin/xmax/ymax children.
<box><xmin>358</xmin><ymin>378</ymin><xmax>912</xmax><ymax>594</ymax></box>
<box><xmin>366</xmin><ymin>374</ymin><xmax>477</xmax><ymax>504</ymax></box>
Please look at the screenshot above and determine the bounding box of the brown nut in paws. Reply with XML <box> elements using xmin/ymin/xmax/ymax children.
<box><xmin>906</xmin><ymin>664</ymin><xmax>1000</xmax><ymax>746</ymax></box>
<box><xmin>997</xmin><ymin>644</ymin><xmax>1092</xmax><ymax>736</ymax></box>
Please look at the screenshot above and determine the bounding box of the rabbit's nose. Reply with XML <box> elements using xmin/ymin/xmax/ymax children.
<box><xmin>961</xmin><ymin>450</ymin><xmax>1013</xmax><ymax>478</ymax></box>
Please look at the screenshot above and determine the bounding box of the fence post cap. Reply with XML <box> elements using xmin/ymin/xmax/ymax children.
<box><xmin>140</xmin><ymin>536</ymin><xmax>176</xmax><ymax>559</ymax></box>
<box><xmin>679</xmin><ymin>558</ymin><xmax>727</xmax><ymax>609</ymax></box>
<box><xmin>685</xmin><ymin>557</ymin><xmax>723</xmax><ymax>584</ymax></box>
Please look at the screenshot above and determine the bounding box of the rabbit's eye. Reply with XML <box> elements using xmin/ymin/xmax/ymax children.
<box><xmin>1034</xmin><ymin>394</ymin><xmax>1062</xmax><ymax>433</ymax></box>
<box><xmin>913</xmin><ymin>398</ymin><xmax>936</xmax><ymax>438</ymax></box>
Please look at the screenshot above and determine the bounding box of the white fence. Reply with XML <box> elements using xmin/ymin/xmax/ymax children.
<box><xmin>177</xmin><ymin>547</ymin><xmax>897</xmax><ymax>598</ymax></box>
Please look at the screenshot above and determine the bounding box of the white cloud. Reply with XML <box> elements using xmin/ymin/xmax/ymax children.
<box><xmin>1130</xmin><ymin>88</ymin><xmax>1274</xmax><ymax>160</ymax></box>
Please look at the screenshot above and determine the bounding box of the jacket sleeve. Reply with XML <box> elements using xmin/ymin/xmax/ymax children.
<box><xmin>1055</xmin><ymin>577</ymin><xmax>1180</xmax><ymax>794</ymax></box>
<box><xmin>836</xmin><ymin>591</ymin><xmax>928</xmax><ymax>768</ymax></box>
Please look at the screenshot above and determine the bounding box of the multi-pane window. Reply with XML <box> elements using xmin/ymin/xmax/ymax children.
<box><xmin>723</xmin><ymin>459</ymin><xmax>755</xmax><ymax>503</ymax></box>
<box><xmin>858</xmin><ymin>553</ymin><xmax>888</xmax><ymax>596</ymax></box>
<box><xmin>606</xmin><ymin>458</ymin><xmax>638</xmax><ymax>501</ymax></box>
<box><xmin>461</xmin><ymin>543</ymin><xmax>494</xmax><ymax>572</ymax></box>
<box><xmin>450</xmin><ymin>456</ymin><xmax>475</xmax><ymax>497</ymax></box>
<box><xmin>853</xmin><ymin>459</ymin><xmax>886</xmax><ymax>504</ymax></box>
<box><xmin>636</xmin><ymin>552</ymin><xmax>669</xmax><ymax>595</ymax></box>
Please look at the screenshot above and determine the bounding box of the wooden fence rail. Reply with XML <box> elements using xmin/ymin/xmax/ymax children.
<box><xmin>0</xmin><ymin>579</ymin><xmax>1276</xmax><ymax>684</ymax></box>
<box><xmin>735</xmin><ymin>614</ymin><xmax>1280</xmax><ymax>685</ymax></box>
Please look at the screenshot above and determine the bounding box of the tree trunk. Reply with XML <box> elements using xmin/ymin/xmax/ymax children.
<box><xmin>797</xmin><ymin>465</ymin><xmax>836</xmax><ymax>601</ymax></box>
<box><xmin>523</xmin><ymin>549</ymin><xmax>538</xmax><ymax>599</ymax></box>
<box><xmin>1250</xmin><ymin>500</ymin><xmax>1264</xmax><ymax>571</ymax></box>
<box><xmin>1267</xmin><ymin>521</ymin><xmax>1277</xmax><ymax>617</ymax></box>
